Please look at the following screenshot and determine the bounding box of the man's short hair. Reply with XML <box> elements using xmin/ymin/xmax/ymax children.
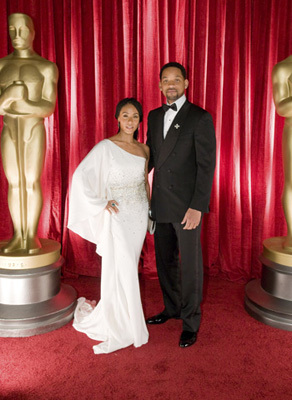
<box><xmin>160</xmin><ymin>62</ymin><xmax>187</xmax><ymax>79</ymax></box>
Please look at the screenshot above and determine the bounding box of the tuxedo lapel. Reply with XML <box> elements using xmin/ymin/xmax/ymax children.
<box><xmin>153</xmin><ymin>108</ymin><xmax>164</xmax><ymax>151</ymax></box>
<box><xmin>157</xmin><ymin>101</ymin><xmax>191</xmax><ymax>169</ymax></box>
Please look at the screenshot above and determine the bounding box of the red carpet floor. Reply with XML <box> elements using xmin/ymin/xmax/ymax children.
<box><xmin>0</xmin><ymin>275</ymin><xmax>291</xmax><ymax>400</ymax></box>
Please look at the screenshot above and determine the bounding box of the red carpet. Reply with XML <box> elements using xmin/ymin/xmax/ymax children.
<box><xmin>0</xmin><ymin>276</ymin><xmax>291</xmax><ymax>400</ymax></box>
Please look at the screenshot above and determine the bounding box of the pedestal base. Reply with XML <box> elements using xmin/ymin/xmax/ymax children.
<box><xmin>0</xmin><ymin>284</ymin><xmax>76</xmax><ymax>337</ymax></box>
<box><xmin>245</xmin><ymin>251</ymin><xmax>292</xmax><ymax>331</ymax></box>
<box><xmin>0</xmin><ymin>254</ymin><xmax>77</xmax><ymax>337</ymax></box>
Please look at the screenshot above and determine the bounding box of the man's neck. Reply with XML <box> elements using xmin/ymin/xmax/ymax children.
<box><xmin>167</xmin><ymin>94</ymin><xmax>186</xmax><ymax>106</ymax></box>
<box><xmin>166</xmin><ymin>94</ymin><xmax>186</xmax><ymax>112</ymax></box>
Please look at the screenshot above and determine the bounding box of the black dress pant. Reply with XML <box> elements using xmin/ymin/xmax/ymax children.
<box><xmin>154</xmin><ymin>221</ymin><xmax>203</xmax><ymax>332</ymax></box>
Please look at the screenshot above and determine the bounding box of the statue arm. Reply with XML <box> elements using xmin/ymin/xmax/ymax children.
<box><xmin>6</xmin><ymin>63</ymin><xmax>59</xmax><ymax>118</ymax></box>
<box><xmin>0</xmin><ymin>61</ymin><xmax>25</xmax><ymax>114</ymax></box>
<box><xmin>0</xmin><ymin>84</ymin><xmax>28</xmax><ymax>115</ymax></box>
<box><xmin>0</xmin><ymin>88</ymin><xmax>11</xmax><ymax>114</ymax></box>
<box><xmin>272</xmin><ymin>65</ymin><xmax>292</xmax><ymax>118</ymax></box>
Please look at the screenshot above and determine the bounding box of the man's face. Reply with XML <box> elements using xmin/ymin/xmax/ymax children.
<box><xmin>8</xmin><ymin>14</ymin><xmax>35</xmax><ymax>51</ymax></box>
<box><xmin>159</xmin><ymin>67</ymin><xmax>189</xmax><ymax>104</ymax></box>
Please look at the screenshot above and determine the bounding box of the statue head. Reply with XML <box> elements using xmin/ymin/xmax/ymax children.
<box><xmin>8</xmin><ymin>13</ymin><xmax>35</xmax><ymax>51</ymax></box>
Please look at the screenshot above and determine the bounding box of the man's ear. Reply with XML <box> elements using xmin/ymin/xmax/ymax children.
<box><xmin>159</xmin><ymin>81</ymin><xmax>162</xmax><ymax>91</ymax></box>
<box><xmin>184</xmin><ymin>79</ymin><xmax>189</xmax><ymax>90</ymax></box>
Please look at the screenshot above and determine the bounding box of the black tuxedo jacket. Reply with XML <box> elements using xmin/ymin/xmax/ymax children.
<box><xmin>146</xmin><ymin>100</ymin><xmax>216</xmax><ymax>223</ymax></box>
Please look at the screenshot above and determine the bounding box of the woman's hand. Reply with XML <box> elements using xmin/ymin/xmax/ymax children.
<box><xmin>105</xmin><ymin>200</ymin><xmax>119</xmax><ymax>214</ymax></box>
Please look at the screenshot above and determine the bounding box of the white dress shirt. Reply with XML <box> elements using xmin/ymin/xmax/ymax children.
<box><xmin>163</xmin><ymin>94</ymin><xmax>186</xmax><ymax>138</ymax></box>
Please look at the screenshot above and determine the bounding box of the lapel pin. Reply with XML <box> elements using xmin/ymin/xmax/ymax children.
<box><xmin>174</xmin><ymin>124</ymin><xmax>180</xmax><ymax>129</ymax></box>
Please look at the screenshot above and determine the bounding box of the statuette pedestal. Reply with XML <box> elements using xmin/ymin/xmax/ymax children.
<box><xmin>0</xmin><ymin>239</ymin><xmax>77</xmax><ymax>337</ymax></box>
<box><xmin>245</xmin><ymin>237</ymin><xmax>292</xmax><ymax>331</ymax></box>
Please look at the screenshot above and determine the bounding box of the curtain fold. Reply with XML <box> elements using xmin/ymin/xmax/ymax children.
<box><xmin>0</xmin><ymin>0</ymin><xmax>291</xmax><ymax>281</ymax></box>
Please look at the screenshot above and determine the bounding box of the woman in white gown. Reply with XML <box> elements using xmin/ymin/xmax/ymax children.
<box><xmin>68</xmin><ymin>98</ymin><xmax>150</xmax><ymax>354</ymax></box>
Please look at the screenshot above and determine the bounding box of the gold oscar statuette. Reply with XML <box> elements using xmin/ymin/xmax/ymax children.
<box><xmin>244</xmin><ymin>57</ymin><xmax>292</xmax><ymax>331</ymax></box>
<box><xmin>0</xmin><ymin>14</ymin><xmax>76</xmax><ymax>339</ymax></box>
<box><xmin>263</xmin><ymin>55</ymin><xmax>292</xmax><ymax>265</ymax></box>
<box><xmin>0</xmin><ymin>13</ymin><xmax>59</xmax><ymax>268</ymax></box>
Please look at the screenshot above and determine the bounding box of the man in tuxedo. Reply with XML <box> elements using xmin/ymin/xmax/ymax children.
<box><xmin>146</xmin><ymin>62</ymin><xmax>216</xmax><ymax>348</ymax></box>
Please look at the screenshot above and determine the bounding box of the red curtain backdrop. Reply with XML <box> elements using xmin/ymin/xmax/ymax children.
<box><xmin>1</xmin><ymin>0</ymin><xmax>292</xmax><ymax>282</ymax></box>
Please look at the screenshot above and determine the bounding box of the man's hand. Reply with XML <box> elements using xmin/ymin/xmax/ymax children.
<box><xmin>181</xmin><ymin>208</ymin><xmax>201</xmax><ymax>230</ymax></box>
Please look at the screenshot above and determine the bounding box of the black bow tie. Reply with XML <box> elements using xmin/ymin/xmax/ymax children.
<box><xmin>162</xmin><ymin>103</ymin><xmax>177</xmax><ymax>112</ymax></box>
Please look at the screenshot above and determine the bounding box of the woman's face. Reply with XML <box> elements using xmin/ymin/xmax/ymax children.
<box><xmin>117</xmin><ymin>104</ymin><xmax>140</xmax><ymax>136</ymax></box>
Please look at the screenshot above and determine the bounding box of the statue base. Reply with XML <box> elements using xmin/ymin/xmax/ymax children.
<box><xmin>262</xmin><ymin>236</ymin><xmax>292</xmax><ymax>266</ymax></box>
<box><xmin>0</xmin><ymin>238</ymin><xmax>61</xmax><ymax>269</ymax></box>
<box><xmin>244</xmin><ymin>237</ymin><xmax>292</xmax><ymax>331</ymax></box>
<box><xmin>0</xmin><ymin>241</ymin><xmax>77</xmax><ymax>337</ymax></box>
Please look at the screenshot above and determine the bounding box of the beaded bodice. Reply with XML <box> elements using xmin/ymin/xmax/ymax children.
<box><xmin>107</xmin><ymin>141</ymin><xmax>148</xmax><ymax>213</ymax></box>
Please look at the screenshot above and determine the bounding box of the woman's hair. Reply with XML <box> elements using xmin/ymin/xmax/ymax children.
<box><xmin>115</xmin><ymin>98</ymin><xmax>143</xmax><ymax>140</ymax></box>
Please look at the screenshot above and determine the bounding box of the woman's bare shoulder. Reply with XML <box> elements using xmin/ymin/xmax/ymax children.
<box><xmin>107</xmin><ymin>135</ymin><xmax>119</xmax><ymax>142</ymax></box>
<box><xmin>137</xmin><ymin>141</ymin><xmax>150</xmax><ymax>159</ymax></box>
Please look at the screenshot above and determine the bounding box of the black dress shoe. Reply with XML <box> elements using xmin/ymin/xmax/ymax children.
<box><xmin>179</xmin><ymin>330</ymin><xmax>197</xmax><ymax>348</ymax></box>
<box><xmin>146</xmin><ymin>312</ymin><xmax>170</xmax><ymax>324</ymax></box>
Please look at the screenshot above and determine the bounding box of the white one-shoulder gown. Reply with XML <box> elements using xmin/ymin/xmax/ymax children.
<box><xmin>68</xmin><ymin>139</ymin><xmax>149</xmax><ymax>354</ymax></box>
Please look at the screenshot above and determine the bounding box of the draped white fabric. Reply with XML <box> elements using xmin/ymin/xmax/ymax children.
<box><xmin>68</xmin><ymin>140</ymin><xmax>149</xmax><ymax>353</ymax></box>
